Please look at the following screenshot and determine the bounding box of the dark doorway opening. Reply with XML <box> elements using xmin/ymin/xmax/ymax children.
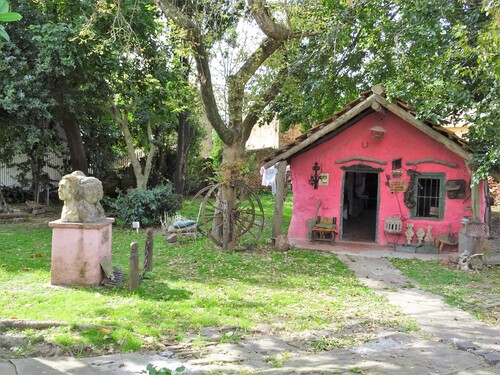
<box><xmin>341</xmin><ymin>170</ymin><xmax>379</xmax><ymax>242</ymax></box>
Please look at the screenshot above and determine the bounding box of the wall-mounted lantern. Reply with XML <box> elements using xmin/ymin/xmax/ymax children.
<box><xmin>370</xmin><ymin>125</ymin><xmax>386</xmax><ymax>139</ymax></box>
<box><xmin>309</xmin><ymin>162</ymin><xmax>321</xmax><ymax>189</ymax></box>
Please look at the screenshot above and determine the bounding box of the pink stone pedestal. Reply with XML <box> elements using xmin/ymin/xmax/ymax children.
<box><xmin>49</xmin><ymin>218</ymin><xmax>114</xmax><ymax>286</ymax></box>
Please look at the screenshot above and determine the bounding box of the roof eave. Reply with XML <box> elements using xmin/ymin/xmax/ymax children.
<box><xmin>264</xmin><ymin>91</ymin><xmax>471</xmax><ymax>168</ymax></box>
<box><xmin>263</xmin><ymin>94</ymin><xmax>378</xmax><ymax>168</ymax></box>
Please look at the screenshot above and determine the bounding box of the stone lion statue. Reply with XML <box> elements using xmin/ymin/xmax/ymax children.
<box><xmin>58</xmin><ymin>171</ymin><xmax>106</xmax><ymax>223</ymax></box>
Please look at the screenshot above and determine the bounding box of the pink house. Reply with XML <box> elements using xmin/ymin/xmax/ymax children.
<box><xmin>263</xmin><ymin>85</ymin><xmax>489</xmax><ymax>247</ymax></box>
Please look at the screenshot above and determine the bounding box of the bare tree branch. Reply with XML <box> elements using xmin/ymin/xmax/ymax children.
<box><xmin>228</xmin><ymin>37</ymin><xmax>283</xmax><ymax>132</ymax></box>
<box><xmin>108</xmin><ymin>99</ymin><xmax>152</xmax><ymax>188</ymax></box>
<box><xmin>154</xmin><ymin>0</ymin><xmax>314</xmax><ymax>147</ymax></box>
<box><xmin>241</xmin><ymin>66</ymin><xmax>288</xmax><ymax>143</ymax></box>
<box><xmin>154</xmin><ymin>0</ymin><xmax>236</xmax><ymax>145</ymax></box>
<box><xmin>193</xmin><ymin>41</ymin><xmax>238</xmax><ymax>145</ymax></box>
<box><xmin>143</xmin><ymin>117</ymin><xmax>157</xmax><ymax>185</ymax></box>
<box><xmin>153</xmin><ymin>0</ymin><xmax>199</xmax><ymax>37</ymax></box>
<box><xmin>247</xmin><ymin>0</ymin><xmax>292</xmax><ymax>40</ymax></box>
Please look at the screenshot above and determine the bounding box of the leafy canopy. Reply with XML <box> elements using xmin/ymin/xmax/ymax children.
<box><xmin>0</xmin><ymin>0</ymin><xmax>21</xmax><ymax>42</ymax></box>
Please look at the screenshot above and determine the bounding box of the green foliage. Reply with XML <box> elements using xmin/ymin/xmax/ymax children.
<box><xmin>183</xmin><ymin>157</ymin><xmax>214</xmax><ymax>195</ymax></box>
<box><xmin>0</xmin><ymin>0</ymin><xmax>201</xmax><ymax>192</ymax></box>
<box><xmin>142</xmin><ymin>364</ymin><xmax>185</xmax><ymax>375</ymax></box>
<box><xmin>270</xmin><ymin>0</ymin><xmax>499</xmax><ymax>177</ymax></box>
<box><xmin>237</xmin><ymin>150</ymin><xmax>256</xmax><ymax>179</ymax></box>
<box><xmin>265</xmin><ymin>351</ymin><xmax>291</xmax><ymax>368</ymax></box>
<box><xmin>0</xmin><ymin>2</ymin><xmax>82</xmax><ymax>194</ymax></box>
<box><xmin>219</xmin><ymin>330</ymin><xmax>244</xmax><ymax>344</ymax></box>
<box><xmin>210</xmin><ymin>131</ymin><xmax>223</xmax><ymax>171</ymax></box>
<box><xmin>0</xmin><ymin>0</ymin><xmax>21</xmax><ymax>42</ymax></box>
<box><xmin>112</xmin><ymin>184</ymin><xmax>181</xmax><ymax>227</ymax></box>
<box><xmin>309</xmin><ymin>336</ymin><xmax>353</xmax><ymax>351</ymax></box>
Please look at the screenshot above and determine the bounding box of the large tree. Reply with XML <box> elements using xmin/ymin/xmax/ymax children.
<box><xmin>1</xmin><ymin>0</ymin><xmax>200</xmax><ymax>192</ymax></box>
<box><xmin>70</xmin><ymin>0</ymin><xmax>200</xmax><ymax>189</ymax></box>
<box><xmin>154</xmin><ymin>0</ymin><xmax>328</xmax><ymax>248</ymax></box>
<box><xmin>0</xmin><ymin>3</ymin><xmax>72</xmax><ymax>198</ymax></box>
<box><xmin>0</xmin><ymin>0</ymin><xmax>108</xmax><ymax>182</ymax></box>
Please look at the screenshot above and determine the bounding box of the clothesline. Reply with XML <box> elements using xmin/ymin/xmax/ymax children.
<box><xmin>260</xmin><ymin>165</ymin><xmax>291</xmax><ymax>195</ymax></box>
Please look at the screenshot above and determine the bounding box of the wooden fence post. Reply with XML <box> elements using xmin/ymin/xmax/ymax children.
<box><xmin>129</xmin><ymin>242</ymin><xmax>139</xmax><ymax>291</ymax></box>
<box><xmin>272</xmin><ymin>161</ymin><xmax>287</xmax><ymax>241</ymax></box>
<box><xmin>144</xmin><ymin>229</ymin><xmax>153</xmax><ymax>272</ymax></box>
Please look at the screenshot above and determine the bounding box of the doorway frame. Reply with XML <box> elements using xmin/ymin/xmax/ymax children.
<box><xmin>340</xmin><ymin>164</ymin><xmax>382</xmax><ymax>243</ymax></box>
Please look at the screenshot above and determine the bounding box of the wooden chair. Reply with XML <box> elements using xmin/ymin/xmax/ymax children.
<box><xmin>311</xmin><ymin>216</ymin><xmax>337</xmax><ymax>245</ymax></box>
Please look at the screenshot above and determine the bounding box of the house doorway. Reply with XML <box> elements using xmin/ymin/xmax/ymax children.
<box><xmin>341</xmin><ymin>168</ymin><xmax>380</xmax><ymax>242</ymax></box>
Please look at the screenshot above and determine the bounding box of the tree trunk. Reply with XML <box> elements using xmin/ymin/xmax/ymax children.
<box><xmin>60</xmin><ymin>114</ymin><xmax>88</xmax><ymax>173</ymax></box>
<box><xmin>120</xmin><ymin>116</ymin><xmax>148</xmax><ymax>189</ymax></box>
<box><xmin>111</xmin><ymin>104</ymin><xmax>156</xmax><ymax>190</ymax></box>
<box><xmin>173</xmin><ymin>109</ymin><xmax>192</xmax><ymax>195</ymax></box>
<box><xmin>27</xmin><ymin>149</ymin><xmax>43</xmax><ymax>204</ymax></box>
<box><xmin>219</xmin><ymin>142</ymin><xmax>245</xmax><ymax>249</ymax></box>
<box><xmin>154</xmin><ymin>146</ymin><xmax>169</xmax><ymax>186</ymax></box>
<box><xmin>53</xmin><ymin>76</ymin><xmax>89</xmax><ymax>174</ymax></box>
<box><xmin>174</xmin><ymin>56</ymin><xmax>192</xmax><ymax>196</ymax></box>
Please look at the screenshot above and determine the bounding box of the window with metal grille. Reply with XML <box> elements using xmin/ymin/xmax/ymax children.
<box><xmin>411</xmin><ymin>174</ymin><xmax>445</xmax><ymax>219</ymax></box>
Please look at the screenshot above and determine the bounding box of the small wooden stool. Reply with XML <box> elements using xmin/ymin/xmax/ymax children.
<box><xmin>435</xmin><ymin>235</ymin><xmax>458</xmax><ymax>253</ymax></box>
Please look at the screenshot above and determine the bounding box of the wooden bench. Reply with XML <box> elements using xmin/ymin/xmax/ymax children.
<box><xmin>311</xmin><ymin>216</ymin><xmax>337</xmax><ymax>245</ymax></box>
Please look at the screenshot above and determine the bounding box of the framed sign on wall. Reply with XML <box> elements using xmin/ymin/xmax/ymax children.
<box><xmin>389</xmin><ymin>180</ymin><xmax>406</xmax><ymax>193</ymax></box>
<box><xmin>319</xmin><ymin>173</ymin><xmax>329</xmax><ymax>186</ymax></box>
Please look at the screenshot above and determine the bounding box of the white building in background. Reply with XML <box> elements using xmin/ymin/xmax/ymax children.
<box><xmin>444</xmin><ymin>124</ymin><xmax>469</xmax><ymax>139</ymax></box>
<box><xmin>245</xmin><ymin>118</ymin><xmax>280</xmax><ymax>150</ymax></box>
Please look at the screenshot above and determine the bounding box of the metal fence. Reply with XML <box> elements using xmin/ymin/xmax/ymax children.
<box><xmin>1</xmin><ymin>149</ymin><xmax>144</xmax><ymax>188</ymax></box>
<box><xmin>0</xmin><ymin>152</ymin><xmax>65</xmax><ymax>188</ymax></box>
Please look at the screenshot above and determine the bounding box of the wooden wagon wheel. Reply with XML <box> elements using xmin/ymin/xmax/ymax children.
<box><xmin>195</xmin><ymin>180</ymin><xmax>265</xmax><ymax>248</ymax></box>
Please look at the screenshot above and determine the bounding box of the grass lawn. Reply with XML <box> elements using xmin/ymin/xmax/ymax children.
<box><xmin>0</xmin><ymin>192</ymin><xmax>497</xmax><ymax>357</ymax></box>
<box><xmin>391</xmin><ymin>205</ymin><xmax>500</xmax><ymax>327</ymax></box>
<box><xmin>391</xmin><ymin>258</ymin><xmax>500</xmax><ymax>326</ymax></box>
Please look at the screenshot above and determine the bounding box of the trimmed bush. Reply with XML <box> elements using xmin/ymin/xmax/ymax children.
<box><xmin>112</xmin><ymin>184</ymin><xmax>181</xmax><ymax>227</ymax></box>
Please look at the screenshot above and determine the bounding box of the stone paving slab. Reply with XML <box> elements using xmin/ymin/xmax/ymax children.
<box><xmin>270</xmin><ymin>340</ymin><xmax>491</xmax><ymax>374</ymax></box>
<box><xmin>0</xmin><ymin>362</ymin><xmax>17</xmax><ymax>375</ymax></box>
<box><xmin>6</xmin><ymin>353</ymin><xmax>192</xmax><ymax>374</ymax></box>
<box><xmin>3</xmin><ymin>333</ymin><xmax>499</xmax><ymax>375</ymax></box>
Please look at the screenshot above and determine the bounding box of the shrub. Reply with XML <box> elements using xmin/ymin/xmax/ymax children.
<box><xmin>112</xmin><ymin>184</ymin><xmax>181</xmax><ymax>227</ymax></box>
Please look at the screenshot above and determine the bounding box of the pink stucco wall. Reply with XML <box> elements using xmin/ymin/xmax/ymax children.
<box><xmin>288</xmin><ymin>112</ymin><xmax>484</xmax><ymax>245</ymax></box>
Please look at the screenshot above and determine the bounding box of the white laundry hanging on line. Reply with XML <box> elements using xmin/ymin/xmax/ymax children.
<box><xmin>261</xmin><ymin>166</ymin><xmax>278</xmax><ymax>195</ymax></box>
